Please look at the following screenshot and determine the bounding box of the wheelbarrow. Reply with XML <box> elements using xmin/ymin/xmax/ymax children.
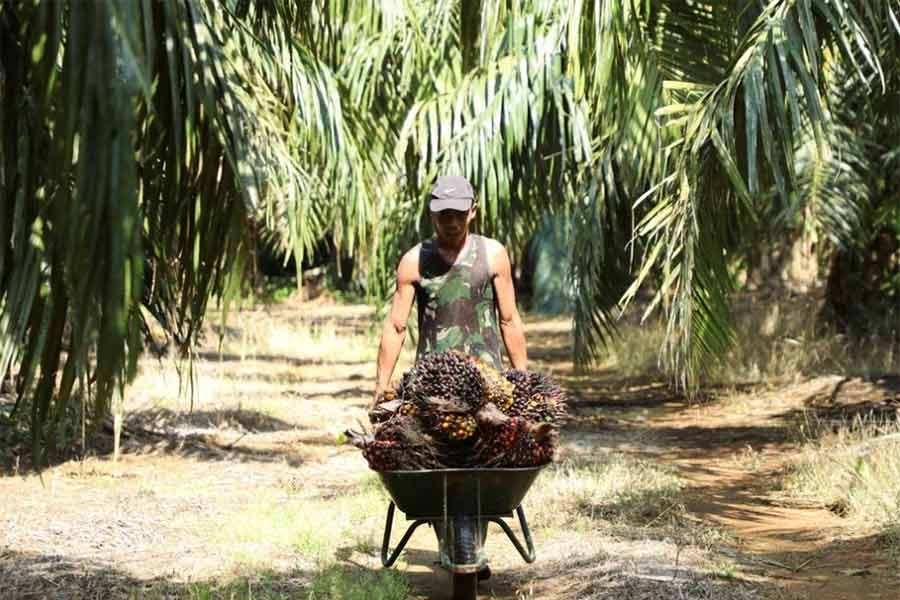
<box><xmin>377</xmin><ymin>466</ymin><xmax>545</xmax><ymax>600</ymax></box>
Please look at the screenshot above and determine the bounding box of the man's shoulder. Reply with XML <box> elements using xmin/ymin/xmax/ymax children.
<box><xmin>397</xmin><ymin>244</ymin><xmax>422</xmax><ymax>283</ymax></box>
<box><xmin>475</xmin><ymin>236</ymin><xmax>509</xmax><ymax>276</ymax></box>
<box><xmin>477</xmin><ymin>235</ymin><xmax>508</xmax><ymax>258</ymax></box>
<box><xmin>402</xmin><ymin>243</ymin><xmax>423</xmax><ymax>258</ymax></box>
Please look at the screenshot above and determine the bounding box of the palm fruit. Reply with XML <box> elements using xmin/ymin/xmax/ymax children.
<box><xmin>409</xmin><ymin>350</ymin><xmax>486</xmax><ymax>409</ymax></box>
<box><xmin>488</xmin><ymin>420</ymin><xmax>556</xmax><ymax>467</ymax></box>
<box><xmin>526</xmin><ymin>371</ymin><xmax>567</xmax><ymax>410</ymax></box>
<box><xmin>536</xmin><ymin>429</ymin><xmax>558</xmax><ymax>463</ymax></box>
<box><xmin>397</xmin><ymin>401</ymin><xmax>420</xmax><ymax>418</ymax></box>
<box><xmin>507</xmin><ymin>435</ymin><xmax>543</xmax><ymax>467</ymax></box>
<box><xmin>504</xmin><ymin>369</ymin><xmax>532</xmax><ymax>407</ymax></box>
<box><xmin>507</xmin><ymin>423</ymin><xmax>557</xmax><ymax>466</ymax></box>
<box><xmin>374</xmin><ymin>414</ymin><xmax>418</xmax><ymax>441</ymax></box>
<box><xmin>353</xmin><ymin>361</ymin><xmax>565</xmax><ymax>471</ymax></box>
<box><xmin>434</xmin><ymin>412</ymin><xmax>478</xmax><ymax>441</ymax></box>
<box><xmin>509</xmin><ymin>393</ymin><xmax>559</xmax><ymax>423</ymax></box>
<box><xmin>474</xmin><ymin>359</ymin><xmax>514</xmax><ymax>411</ymax></box>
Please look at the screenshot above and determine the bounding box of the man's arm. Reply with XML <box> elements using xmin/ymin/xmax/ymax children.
<box><xmin>373</xmin><ymin>248</ymin><xmax>419</xmax><ymax>406</ymax></box>
<box><xmin>490</xmin><ymin>243</ymin><xmax>528</xmax><ymax>371</ymax></box>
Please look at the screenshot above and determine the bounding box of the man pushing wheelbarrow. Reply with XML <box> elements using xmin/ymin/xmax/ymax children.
<box><xmin>347</xmin><ymin>175</ymin><xmax>566</xmax><ymax>599</ymax></box>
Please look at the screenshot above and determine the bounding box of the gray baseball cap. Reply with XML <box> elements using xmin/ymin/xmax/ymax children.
<box><xmin>429</xmin><ymin>175</ymin><xmax>475</xmax><ymax>212</ymax></box>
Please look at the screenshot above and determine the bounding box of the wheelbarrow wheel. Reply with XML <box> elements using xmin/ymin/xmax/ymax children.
<box><xmin>450</xmin><ymin>572</ymin><xmax>477</xmax><ymax>600</ymax></box>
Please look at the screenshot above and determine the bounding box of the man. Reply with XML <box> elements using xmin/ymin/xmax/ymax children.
<box><xmin>373</xmin><ymin>175</ymin><xmax>528</xmax><ymax>406</ymax></box>
<box><xmin>372</xmin><ymin>176</ymin><xmax>528</xmax><ymax>583</ymax></box>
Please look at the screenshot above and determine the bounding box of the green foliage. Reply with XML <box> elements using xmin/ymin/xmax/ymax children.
<box><xmin>3</xmin><ymin>0</ymin><xmax>900</xmax><ymax>455</ymax></box>
<box><xmin>613</xmin><ymin>0</ymin><xmax>900</xmax><ymax>390</ymax></box>
<box><xmin>0</xmin><ymin>0</ymin><xmax>370</xmax><ymax>459</ymax></box>
<box><xmin>307</xmin><ymin>566</ymin><xmax>409</xmax><ymax>600</ymax></box>
<box><xmin>179</xmin><ymin>575</ymin><xmax>290</xmax><ymax>600</ymax></box>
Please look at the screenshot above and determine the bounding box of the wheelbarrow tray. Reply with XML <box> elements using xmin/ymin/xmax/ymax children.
<box><xmin>378</xmin><ymin>466</ymin><xmax>545</xmax><ymax>519</ymax></box>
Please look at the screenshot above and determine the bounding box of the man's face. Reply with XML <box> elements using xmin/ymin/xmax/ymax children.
<box><xmin>430</xmin><ymin>206</ymin><xmax>476</xmax><ymax>244</ymax></box>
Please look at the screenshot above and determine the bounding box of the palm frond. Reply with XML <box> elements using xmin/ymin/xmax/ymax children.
<box><xmin>623</xmin><ymin>0</ymin><xmax>887</xmax><ymax>389</ymax></box>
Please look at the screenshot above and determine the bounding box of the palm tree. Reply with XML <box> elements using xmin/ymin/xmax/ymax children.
<box><xmin>0</xmin><ymin>0</ymin><xmax>368</xmax><ymax>461</ymax></box>
<box><xmin>601</xmin><ymin>1</ymin><xmax>900</xmax><ymax>388</ymax></box>
<box><xmin>2</xmin><ymin>0</ymin><xmax>898</xmax><ymax>459</ymax></box>
<box><xmin>364</xmin><ymin>0</ymin><xmax>899</xmax><ymax>388</ymax></box>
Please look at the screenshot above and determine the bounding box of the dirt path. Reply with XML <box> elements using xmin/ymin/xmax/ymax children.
<box><xmin>564</xmin><ymin>370</ymin><xmax>900</xmax><ymax>600</ymax></box>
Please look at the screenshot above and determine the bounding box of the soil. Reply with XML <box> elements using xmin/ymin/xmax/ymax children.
<box><xmin>636</xmin><ymin>376</ymin><xmax>900</xmax><ymax>600</ymax></box>
<box><xmin>1</xmin><ymin>301</ymin><xmax>898</xmax><ymax>599</ymax></box>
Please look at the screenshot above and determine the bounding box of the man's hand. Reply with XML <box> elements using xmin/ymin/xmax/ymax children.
<box><xmin>372</xmin><ymin>386</ymin><xmax>385</xmax><ymax>409</ymax></box>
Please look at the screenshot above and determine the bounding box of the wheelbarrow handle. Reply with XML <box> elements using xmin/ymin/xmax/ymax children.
<box><xmin>381</xmin><ymin>501</ymin><xmax>429</xmax><ymax>568</ymax></box>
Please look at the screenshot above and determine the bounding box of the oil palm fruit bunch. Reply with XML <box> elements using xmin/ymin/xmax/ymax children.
<box><xmin>368</xmin><ymin>399</ymin><xmax>400</xmax><ymax>424</ymax></box>
<box><xmin>417</xmin><ymin>396</ymin><xmax>478</xmax><ymax>443</ymax></box>
<box><xmin>504</xmin><ymin>369</ymin><xmax>567</xmax><ymax>423</ymax></box>
<box><xmin>473</xmin><ymin>359</ymin><xmax>515</xmax><ymax>411</ymax></box>
<box><xmin>369</xmin><ymin>377</ymin><xmax>417</xmax><ymax>424</ymax></box>
<box><xmin>506</xmin><ymin>434</ymin><xmax>543</xmax><ymax>467</ymax></box>
<box><xmin>410</xmin><ymin>350</ymin><xmax>486</xmax><ymax>409</ymax></box>
<box><xmin>397</xmin><ymin>367</ymin><xmax>420</xmax><ymax>400</ymax></box>
<box><xmin>510</xmin><ymin>393</ymin><xmax>565</xmax><ymax>424</ymax></box>
<box><xmin>472</xmin><ymin>416</ymin><xmax>529</xmax><ymax>466</ymax></box>
<box><xmin>350</xmin><ymin>420</ymin><xmax>405</xmax><ymax>470</ymax></box>
<box><xmin>374</xmin><ymin>415</ymin><xmax>426</xmax><ymax>447</ymax></box>
<box><xmin>349</xmin><ymin>415</ymin><xmax>446</xmax><ymax>471</ymax></box>
<box><xmin>352</xmin><ymin>356</ymin><xmax>566</xmax><ymax>470</ymax></box>
<box><xmin>506</xmin><ymin>422</ymin><xmax>556</xmax><ymax>467</ymax></box>
<box><xmin>362</xmin><ymin>439</ymin><xmax>403</xmax><ymax>471</ymax></box>
<box><xmin>526</xmin><ymin>371</ymin><xmax>566</xmax><ymax>408</ymax></box>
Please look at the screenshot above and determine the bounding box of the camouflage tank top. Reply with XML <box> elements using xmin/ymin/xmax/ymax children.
<box><xmin>415</xmin><ymin>234</ymin><xmax>504</xmax><ymax>370</ymax></box>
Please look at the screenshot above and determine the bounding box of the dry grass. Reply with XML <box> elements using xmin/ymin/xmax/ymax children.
<box><xmin>209</xmin><ymin>308</ymin><xmax>379</xmax><ymax>364</ymax></box>
<box><xmin>605</xmin><ymin>298</ymin><xmax>898</xmax><ymax>386</ymax></box>
<box><xmin>783</xmin><ymin>414</ymin><xmax>900</xmax><ymax>554</ymax></box>
<box><xmin>526</xmin><ymin>455</ymin><xmax>683</xmax><ymax>531</ymax></box>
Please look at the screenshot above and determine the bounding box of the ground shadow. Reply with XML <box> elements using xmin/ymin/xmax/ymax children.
<box><xmin>0</xmin><ymin>407</ymin><xmax>315</xmax><ymax>474</ymax></box>
<box><xmin>195</xmin><ymin>350</ymin><xmax>370</xmax><ymax>368</ymax></box>
<box><xmin>126</xmin><ymin>407</ymin><xmax>298</xmax><ymax>433</ymax></box>
<box><xmin>293</xmin><ymin>386</ymin><xmax>371</xmax><ymax>401</ymax></box>
<box><xmin>0</xmin><ymin>548</ymin><xmax>316</xmax><ymax>600</ymax></box>
<box><xmin>113</xmin><ymin>430</ymin><xmax>311</xmax><ymax>467</ymax></box>
<box><xmin>651</xmin><ymin>423</ymin><xmax>791</xmax><ymax>457</ymax></box>
<box><xmin>773</xmin><ymin>374</ymin><xmax>900</xmax><ymax>437</ymax></box>
<box><xmin>698</xmin><ymin>490</ymin><xmax>897</xmax><ymax>597</ymax></box>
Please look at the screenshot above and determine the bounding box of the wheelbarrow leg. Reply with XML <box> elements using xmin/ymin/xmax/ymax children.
<box><xmin>488</xmin><ymin>505</ymin><xmax>536</xmax><ymax>563</ymax></box>
<box><xmin>381</xmin><ymin>502</ymin><xmax>429</xmax><ymax>568</ymax></box>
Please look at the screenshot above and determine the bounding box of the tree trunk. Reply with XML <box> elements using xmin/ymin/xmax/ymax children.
<box><xmin>823</xmin><ymin>226</ymin><xmax>900</xmax><ymax>340</ymax></box>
